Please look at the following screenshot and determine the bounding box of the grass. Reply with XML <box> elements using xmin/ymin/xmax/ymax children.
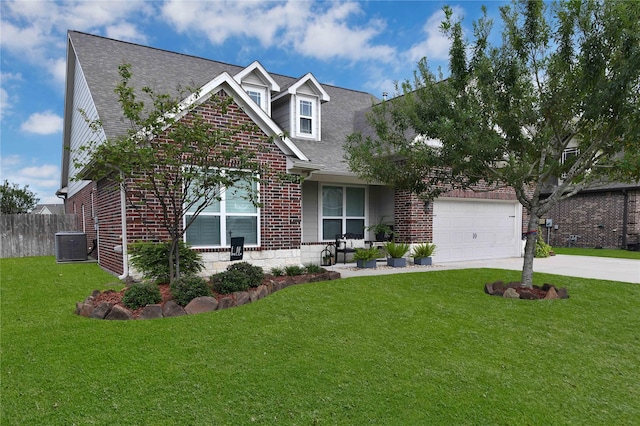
<box><xmin>553</xmin><ymin>246</ymin><xmax>640</xmax><ymax>259</ymax></box>
<box><xmin>2</xmin><ymin>256</ymin><xmax>639</xmax><ymax>424</ymax></box>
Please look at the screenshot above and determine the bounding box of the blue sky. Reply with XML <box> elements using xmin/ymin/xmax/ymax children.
<box><xmin>0</xmin><ymin>0</ymin><xmax>506</xmax><ymax>204</ymax></box>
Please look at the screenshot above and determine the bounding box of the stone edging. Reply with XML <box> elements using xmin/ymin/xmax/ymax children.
<box><xmin>76</xmin><ymin>271</ymin><xmax>342</xmax><ymax>320</ymax></box>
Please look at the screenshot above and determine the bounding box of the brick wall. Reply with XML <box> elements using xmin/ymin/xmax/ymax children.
<box><xmin>544</xmin><ymin>188</ymin><xmax>639</xmax><ymax>249</ymax></box>
<box><xmin>64</xmin><ymin>181</ymin><xmax>97</xmax><ymax>256</ymax></box>
<box><xmin>96</xmin><ymin>177</ymin><xmax>125</xmax><ymax>275</ymax></box>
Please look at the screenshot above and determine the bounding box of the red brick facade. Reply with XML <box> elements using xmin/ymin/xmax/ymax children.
<box><xmin>543</xmin><ymin>188</ymin><xmax>640</xmax><ymax>249</ymax></box>
<box><xmin>63</xmin><ymin>181</ymin><xmax>98</xmax><ymax>257</ymax></box>
<box><xmin>69</xmin><ymin>90</ymin><xmax>301</xmax><ymax>275</ymax></box>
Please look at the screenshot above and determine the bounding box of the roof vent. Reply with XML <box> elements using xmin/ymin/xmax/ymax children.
<box><xmin>55</xmin><ymin>232</ymin><xmax>88</xmax><ymax>262</ymax></box>
<box><xmin>382</xmin><ymin>92</ymin><xmax>388</xmax><ymax>101</ymax></box>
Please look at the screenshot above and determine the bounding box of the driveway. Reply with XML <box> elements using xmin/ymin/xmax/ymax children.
<box><xmin>329</xmin><ymin>254</ymin><xmax>640</xmax><ymax>284</ymax></box>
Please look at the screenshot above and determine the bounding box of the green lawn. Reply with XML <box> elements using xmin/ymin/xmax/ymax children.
<box><xmin>553</xmin><ymin>247</ymin><xmax>640</xmax><ymax>259</ymax></box>
<box><xmin>2</xmin><ymin>257</ymin><xmax>639</xmax><ymax>425</ymax></box>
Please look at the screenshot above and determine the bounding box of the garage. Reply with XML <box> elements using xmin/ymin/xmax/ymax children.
<box><xmin>432</xmin><ymin>199</ymin><xmax>522</xmax><ymax>262</ymax></box>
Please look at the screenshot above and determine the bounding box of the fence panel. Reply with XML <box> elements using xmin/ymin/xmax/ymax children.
<box><xmin>0</xmin><ymin>214</ymin><xmax>79</xmax><ymax>258</ymax></box>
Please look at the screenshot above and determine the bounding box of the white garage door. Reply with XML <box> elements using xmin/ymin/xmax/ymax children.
<box><xmin>432</xmin><ymin>199</ymin><xmax>522</xmax><ymax>262</ymax></box>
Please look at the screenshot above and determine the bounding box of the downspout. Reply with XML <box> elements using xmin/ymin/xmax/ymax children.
<box><xmin>118</xmin><ymin>176</ymin><xmax>129</xmax><ymax>280</ymax></box>
<box><xmin>622</xmin><ymin>189</ymin><xmax>628</xmax><ymax>249</ymax></box>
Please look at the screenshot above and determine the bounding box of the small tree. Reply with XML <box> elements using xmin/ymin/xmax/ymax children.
<box><xmin>346</xmin><ymin>1</ymin><xmax>640</xmax><ymax>287</ymax></box>
<box><xmin>0</xmin><ymin>180</ymin><xmax>39</xmax><ymax>214</ymax></box>
<box><xmin>76</xmin><ymin>64</ymin><xmax>270</xmax><ymax>283</ymax></box>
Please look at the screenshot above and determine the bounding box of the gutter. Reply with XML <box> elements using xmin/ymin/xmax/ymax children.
<box><xmin>118</xmin><ymin>176</ymin><xmax>129</xmax><ymax>280</ymax></box>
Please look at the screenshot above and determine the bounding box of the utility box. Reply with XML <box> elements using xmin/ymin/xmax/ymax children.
<box><xmin>55</xmin><ymin>232</ymin><xmax>88</xmax><ymax>262</ymax></box>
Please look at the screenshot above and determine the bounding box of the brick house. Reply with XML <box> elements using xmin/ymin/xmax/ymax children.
<box><xmin>540</xmin><ymin>182</ymin><xmax>640</xmax><ymax>250</ymax></box>
<box><xmin>58</xmin><ymin>31</ymin><xmax>525</xmax><ymax>277</ymax></box>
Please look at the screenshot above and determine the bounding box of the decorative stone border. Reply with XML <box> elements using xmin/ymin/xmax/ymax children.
<box><xmin>76</xmin><ymin>271</ymin><xmax>341</xmax><ymax>320</ymax></box>
<box><xmin>484</xmin><ymin>281</ymin><xmax>569</xmax><ymax>299</ymax></box>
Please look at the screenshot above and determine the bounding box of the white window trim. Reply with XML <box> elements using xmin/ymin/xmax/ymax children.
<box><xmin>183</xmin><ymin>170</ymin><xmax>261</xmax><ymax>248</ymax></box>
<box><xmin>318</xmin><ymin>183</ymin><xmax>368</xmax><ymax>241</ymax></box>
<box><xmin>242</xmin><ymin>83</ymin><xmax>268</xmax><ymax>114</ymax></box>
<box><xmin>295</xmin><ymin>94</ymin><xmax>319</xmax><ymax>139</ymax></box>
<box><xmin>561</xmin><ymin>147</ymin><xmax>580</xmax><ymax>180</ymax></box>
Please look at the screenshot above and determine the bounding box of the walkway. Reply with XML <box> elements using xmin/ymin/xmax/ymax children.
<box><xmin>326</xmin><ymin>254</ymin><xmax>640</xmax><ymax>284</ymax></box>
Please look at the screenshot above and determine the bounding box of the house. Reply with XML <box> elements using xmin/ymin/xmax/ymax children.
<box><xmin>541</xmin><ymin>181</ymin><xmax>640</xmax><ymax>250</ymax></box>
<box><xmin>31</xmin><ymin>204</ymin><xmax>65</xmax><ymax>215</ymax></box>
<box><xmin>58</xmin><ymin>31</ymin><xmax>524</xmax><ymax>277</ymax></box>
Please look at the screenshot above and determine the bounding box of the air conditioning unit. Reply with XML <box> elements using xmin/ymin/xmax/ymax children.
<box><xmin>55</xmin><ymin>232</ymin><xmax>88</xmax><ymax>262</ymax></box>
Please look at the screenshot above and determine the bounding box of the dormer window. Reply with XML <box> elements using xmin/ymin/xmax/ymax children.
<box><xmin>247</xmin><ymin>90</ymin><xmax>262</xmax><ymax>108</ymax></box>
<box><xmin>296</xmin><ymin>95</ymin><xmax>317</xmax><ymax>138</ymax></box>
<box><xmin>244</xmin><ymin>86</ymin><xmax>267</xmax><ymax>111</ymax></box>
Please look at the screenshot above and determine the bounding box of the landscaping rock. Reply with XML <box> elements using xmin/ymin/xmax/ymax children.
<box><xmin>544</xmin><ymin>287</ymin><xmax>559</xmax><ymax>300</ymax></box>
<box><xmin>139</xmin><ymin>304</ymin><xmax>163</xmax><ymax>320</ymax></box>
<box><xmin>90</xmin><ymin>302</ymin><xmax>113</xmax><ymax>319</ymax></box>
<box><xmin>484</xmin><ymin>283</ymin><xmax>494</xmax><ymax>295</ymax></box>
<box><xmin>185</xmin><ymin>296</ymin><xmax>218</xmax><ymax>315</ymax></box>
<box><xmin>557</xmin><ymin>287</ymin><xmax>569</xmax><ymax>299</ymax></box>
<box><xmin>105</xmin><ymin>304</ymin><xmax>133</xmax><ymax>320</ymax></box>
<box><xmin>76</xmin><ymin>300</ymin><xmax>94</xmax><ymax>317</ymax></box>
<box><xmin>503</xmin><ymin>288</ymin><xmax>520</xmax><ymax>299</ymax></box>
<box><xmin>235</xmin><ymin>291</ymin><xmax>251</xmax><ymax>306</ymax></box>
<box><xmin>163</xmin><ymin>300</ymin><xmax>186</xmax><ymax>317</ymax></box>
<box><xmin>217</xmin><ymin>296</ymin><xmax>235</xmax><ymax>310</ymax></box>
<box><xmin>519</xmin><ymin>289</ymin><xmax>540</xmax><ymax>300</ymax></box>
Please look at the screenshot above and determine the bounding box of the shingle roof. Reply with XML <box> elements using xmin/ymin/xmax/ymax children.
<box><xmin>67</xmin><ymin>31</ymin><xmax>378</xmax><ymax>176</ymax></box>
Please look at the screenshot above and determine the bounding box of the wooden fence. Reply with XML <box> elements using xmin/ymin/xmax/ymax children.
<box><xmin>0</xmin><ymin>214</ymin><xmax>79</xmax><ymax>258</ymax></box>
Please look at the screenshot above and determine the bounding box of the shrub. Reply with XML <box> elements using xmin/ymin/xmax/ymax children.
<box><xmin>284</xmin><ymin>265</ymin><xmax>305</xmax><ymax>276</ymax></box>
<box><xmin>353</xmin><ymin>246</ymin><xmax>381</xmax><ymax>261</ymax></box>
<box><xmin>122</xmin><ymin>281</ymin><xmax>162</xmax><ymax>310</ymax></box>
<box><xmin>129</xmin><ymin>241</ymin><xmax>203</xmax><ymax>283</ymax></box>
<box><xmin>384</xmin><ymin>241</ymin><xmax>410</xmax><ymax>258</ymax></box>
<box><xmin>170</xmin><ymin>275</ymin><xmax>211</xmax><ymax>306</ymax></box>
<box><xmin>226</xmin><ymin>262</ymin><xmax>264</xmax><ymax>287</ymax></box>
<box><xmin>535</xmin><ymin>230</ymin><xmax>553</xmax><ymax>258</ymax></box>
<box><xmin>304</xmin><ymin>263</ymin><xmax>324</xmax><ymax>274</ymax></box>
<box><xmin>411</xmin><ymin>242</ymin><xmax>436</xmax><ymax>258</ymax></box>
<box><xmin>270</xmin><ymin>267</ymin><xmax>285</xmax><ymax>277</ymax></box>
<box><xmin>211</xmin><ymin>269</ymin><xmax>252</xmax><ymax>294</ymax></box>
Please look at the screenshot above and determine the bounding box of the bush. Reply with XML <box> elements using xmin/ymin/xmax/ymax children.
<box><xmin>211</xmin><ymin>269</ymin><xmax>252</xmax><ymax>294</ymax></box>
<box><xmin>384</xmin><ymin>241</ymin><xmax>410</xmax><ymax>258</ymax></box>
<box><xmin>303</xmin><ymin>263</ymin><xmax>324</xmax><ymax>274</ymax></box>
<box><xmin>284</xmin><ymin>265</ymin><xmax>305</xmax><ymax>276</ymax></box>
<box><xmin>411</xmin><ymin>242</ymin><xmax>436</xmax><ymax>258</ymax></box>
<box><xmin>226</xmin><ymin>262</ymin><xmax>264</xmax><ymax>287</ymax></box>
<box><xmin>129</xmin><ymin>241</ymin><xmax>204</xmax><ymax>283</ymax></box>
<box><xmin>535</xmin><ymin>230</ymin><xmax>553</xmax><ymax>258</ymax></box>
<box><xmin>270</xmin><ymin>267</ymin><xmax>285</xmax><ymax>277</ymax></box>
<box><xmin>122</xmin><ymin>281</ymin><xmax>162</xmax><ymax>310</ymax></box>
<box><xmin>170</xmin><ymin>275</ymin><xmax>211</xmax><ymax>306</ymax></box>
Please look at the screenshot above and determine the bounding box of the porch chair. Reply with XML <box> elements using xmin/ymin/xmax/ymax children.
<box><xmin>335</xmin><ymin>233</ymin><xmax>367</xmax><ymax>264</ymax></box>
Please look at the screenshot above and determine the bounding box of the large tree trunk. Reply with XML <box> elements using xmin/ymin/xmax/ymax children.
<box><xmin>521</xmin><ymin>212</ymin><xmax>539</xmax><ymax>288</ymax></box>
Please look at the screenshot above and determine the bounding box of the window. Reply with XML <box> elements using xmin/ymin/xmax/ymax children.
<box><xmin>184</xmin><ymin>177</ymin><xmax>259</xmax><ymax>247</ymax></box>
<box><xmin>321</xmin><ymin>185</ymin><xmax>366</xmax><ymax>240</ymax></box>
<box><xmin>561</xmin><ymin>147</ymin><xmax>580</xmax><ymax>179</ymax></box>
<box><xmin>296</xmin><ymin>95</ymin><xmax>319</xmax><ymax>138</ymax></box>
<box><xmin>299</xmin><ymin>99</ymin><xmax>313</xmax><ymax>134</ymax></box>
<box><xmin>247</xmin><ymin>90</ymin><xmax>262</xmax><ymax>108</ymax></box>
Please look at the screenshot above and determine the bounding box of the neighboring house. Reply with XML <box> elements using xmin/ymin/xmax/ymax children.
<box><xmin>541</xmin><ymin>181</ymin><xmax>640</xmax><ymax>250</ymax></box>
<box><xmin>58</xmin><ymin>31</ymin><xmax>524</xmax><ymax>277</ymax></box>
<box><xmin>31</xmin><ymin>204</ymin><xmax>65</xmax><ymax>215</ymax></box>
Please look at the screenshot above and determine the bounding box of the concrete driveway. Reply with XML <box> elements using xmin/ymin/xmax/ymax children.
<box><xmin>329</xmin><ymin>254</ymin><xmax>640</xmax><ymax>284</ymax></box>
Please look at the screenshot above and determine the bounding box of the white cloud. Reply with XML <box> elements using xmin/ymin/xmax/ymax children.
<box><xmin>161</xmin><ymin>0</ymin><xmax>396</xmax><ymax>62</ymax></box>
<box><xmin>0</xmin><ymin>87</ymin><xmax>9</xmax><ymax>120</ymax></box>
<box><xmin>105</xmin><ymin>22</ymin><xmax>149</xmax><ymax>44</ymax></box>
<box><xmin>0</xmin><ymin>155</ymin><xmax>61</xmax><ymax>204</ymax></box>
<box><xmin>0</xmin><ymin>72</ymin><xmax>22</xmax><ymax>120</ymax></box>
<box><xmin>405</xmin><ymin>6</ymin><xmax>465</xmax><ymax>64</ymax></box>
<box><xmin>20</xmin><ymin>111</ymin><xmax>63</xmax><ymax>135</ymax></box>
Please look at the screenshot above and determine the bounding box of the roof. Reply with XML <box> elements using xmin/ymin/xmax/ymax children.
<box><xmin>32</xmin><ymin>204</ymin><xmax>65</xmax><ymax>215</ymax></box>
<box><xmin>64</xmin><ymin>31</ymin><xmax>379</xmax><ymax>180</ymax></box>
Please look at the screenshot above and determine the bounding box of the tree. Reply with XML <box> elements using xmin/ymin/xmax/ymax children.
<box><xmin>345</xmin><ymin>0</ymin><xmax>640</xmax><ymax>287</ymax></box>
<box><xmin>76</xmin><ymin>64</ymin><xmax>271</xmax><ymax>283</ymax></box>
<box><xmin>0</xmin><ymin>180</ymin><xmax>39</xmax><ymax>214</ymax></box>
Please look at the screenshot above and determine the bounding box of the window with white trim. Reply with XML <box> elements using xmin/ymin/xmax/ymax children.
<box><xmin>296</xmin><ymin>95</ymin><xmax>317</xmax><ymax>138</ymax></box>
<box><xmin>247</xmin><ymin>90</ymin><xmax>262</xmax><ymax>108</ymax></box>
<box><xmin>321</xmin><ymin>185</ymin><xmax>366</xmax><ymax>240</ymax></box>
<box><xmin>185</xmin><ymin>177</ymin><xmax>259</xmax><ymax>247</ymax></box>
<box><xmin>561</xmin><ymin>147</ymin><xmax>580</xmax><ymax>179</ymax></box>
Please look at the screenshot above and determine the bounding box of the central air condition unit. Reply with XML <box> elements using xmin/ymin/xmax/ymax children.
<box><xmin>55</xmin><ymin>232</ymin><xmax>88</xmax><ymax>262</ymax></box>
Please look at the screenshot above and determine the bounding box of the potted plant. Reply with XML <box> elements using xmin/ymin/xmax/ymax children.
<box><xmin>366</xmin><ymin>217</ymin><xmax>393</xmax><ymax>241</ymax></box>
<box><xmin>411</xmin><ymin>242</ymin><xmax>436</xmax><ymax>266</ymax></box>
<box><xmin>384</xmin><ymin>241</ymin><xmax>410</xmax><ymax>267</ymax></box>
<box><xmin>353</xmin><ymin>246</ymin><xmax>381</xmax><ymax>268</ymax></box>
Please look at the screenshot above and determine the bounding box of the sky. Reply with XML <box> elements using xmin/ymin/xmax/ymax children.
<box><xmin>0</xmin><ymin>0</ymin><xmax>507</xmax><ymax>205</ymax></box>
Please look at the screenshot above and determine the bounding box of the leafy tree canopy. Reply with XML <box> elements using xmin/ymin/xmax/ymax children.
<box><xmin>0</xmin><ymin>180</ymin><xmax>39</xmax><ymax>214</ymax></box>
<box><xmin>345</xmin><ymin>0</ymin><xmax>640</xmax><ymax>286</ymax></box>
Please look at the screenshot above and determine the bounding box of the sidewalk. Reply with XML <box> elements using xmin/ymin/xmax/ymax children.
<box><xmin>326</xmin><ymin>254</ymin><xmax>640</xmax><ymax>284</ymax></box>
